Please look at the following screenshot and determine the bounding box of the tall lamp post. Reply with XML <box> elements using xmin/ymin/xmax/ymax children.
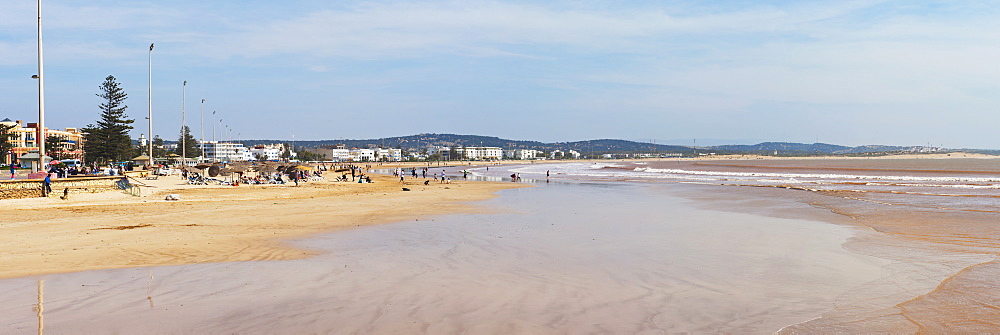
<box><xmin>180</xmin><ymin>81</ymin><xmax>187</xmax><ymax>166</ymax></box>
<box><xmin>211</xmin><ymin>111</ymin><xmax>217</xmax><ymax>162</ymax></box>
<box><xmin>35</xmin><ymin>0</ymin><xmax>46</xmax><ymax>172</ymax></box>
<box><xmin>200</xmin><ymin>99</ymin><xmax>205</xmax><ymax>163</ymax></box>
<box><xmin>147</xmin><ymin>43</ymin><xmax>154</xmax><ymax>166</ymax></box>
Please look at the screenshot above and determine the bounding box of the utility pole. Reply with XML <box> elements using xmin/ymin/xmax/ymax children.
<box><xmin>147</xmin><ymin>43</ymin><xmax>154</xmax><ymax>165</ymax></box>
<box><xmin>181</xmin><ymin>81</ymin><xmax>186</xmax><ymax>166</ymax></box>
<box><xmin>35</xmin><ymin>0</ymin><xmax>46</xmax><ymax>172</ymax></box>
<box><xmin>200</xmin><ymin>99</ymin><xmax>205</xmax><ymax>163</ymax></box>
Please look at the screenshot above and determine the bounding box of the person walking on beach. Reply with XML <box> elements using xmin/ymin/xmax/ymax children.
<box><xmin>43</xmin><ymin>173</ymin><xmax>52</xmax><ymax>196</ymax></box>
<box><xmin>9</xmin><ymin>164</ymin><xmax>15</xmax><ymax>180</ymax></box>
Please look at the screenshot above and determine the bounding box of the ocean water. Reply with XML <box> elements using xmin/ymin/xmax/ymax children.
<box><xmin>0</xmin><ymin>174</ymin><xmax>884</xmax><ymax>333</ymax></box>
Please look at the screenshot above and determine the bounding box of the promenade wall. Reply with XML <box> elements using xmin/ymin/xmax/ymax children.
<box><xmin>0</xmin><ymin>176</ymin><xmax>126</xmax><ymax>200</ymax></box>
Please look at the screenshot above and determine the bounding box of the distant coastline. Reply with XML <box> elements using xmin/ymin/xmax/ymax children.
<box><xmin>211</xmin><ymin>133</ymin><xmax>1000</xmax><ymax>157</ymax></box>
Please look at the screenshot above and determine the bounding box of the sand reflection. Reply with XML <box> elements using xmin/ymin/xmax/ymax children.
<box><xmin>36</xmin><ymin>279</ymin><xmax>43</xmax><ymax>335</ymax></box>
<box><xmin>0</xmin><ymin>182</ymin><xmax>881</xmax><ymax>333</ymax></box>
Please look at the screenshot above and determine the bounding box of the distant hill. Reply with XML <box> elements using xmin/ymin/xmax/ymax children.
<box><xmin>236</xmin><ymin>134</ymin><xmax>952</xmax><ymax>157</ymax></box>
<box><xmin>707</xmin><ymin>142</ymin><xmax>908</xmax><ymax>155</ymax></box>
<box><xmin>242</xmin><ymin>134</ymin><xmax>697</xmax><ymax>155</ymax></box>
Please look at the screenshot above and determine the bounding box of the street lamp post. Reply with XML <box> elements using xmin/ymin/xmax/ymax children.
<box><xmin>147</xmin><ymin>43</ymin><xmax>154</xmax><ymax>166</ymax></box>
<box><xmin>200</xmin><ymin>99</ymin><xmax>205</xmax><ymax>163</ymax></box>
<box><xmin>181</xmin><ymin>80</ymin><xmax>186</xmax><ymax>166</ymax></box>
<box><xmin>35</xmin><ymin>0</ymin><xmax>46</xmax><ymax>172</ymax></box>
<box><xmin>211</xmin><ymin>111</ymin><xmax>217</xmax><ymax>162</ymax></box>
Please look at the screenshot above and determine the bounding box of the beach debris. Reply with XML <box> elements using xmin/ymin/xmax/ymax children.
<box><xmin>94</xmin><ymin>223</ymin><xmax>153</xmax><ymax>230</ymax></box>
<box><xmin>165</xmin><ymin>194</ymin><xmax>181</xmax><ymax>201</ymax></box>
<box><xmin>402</xmin><ymin>188</ymin><xmax>411</xmax><ymax>191</ymax></box>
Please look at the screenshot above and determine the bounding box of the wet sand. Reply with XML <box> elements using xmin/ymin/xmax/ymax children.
<box><xmin>0</xmin><ymin>181</ymin><xmax>883</xmax><ymax>333</ymax></box>
<box><xmin>4</xmin><ymin>157</ymin><xmax>998</xmax><ymax>333</ymax></box>
<box><xmin>0</xmin><ymin>172</ymin><xmax>523</xmax><ymax>280</ymax></box>
<box><xmin>499</xmin><ymin>158</ymin><xmax>1000</xmax><ymax>332</ymax></box>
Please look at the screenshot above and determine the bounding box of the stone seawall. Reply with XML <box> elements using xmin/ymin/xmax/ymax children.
<box><xmin>0</xmin><ymin>176</ymin><xmax>126</xmax><ymax>200</ymax></box>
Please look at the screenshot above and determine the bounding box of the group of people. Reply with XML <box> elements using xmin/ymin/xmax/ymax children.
<box><xmin>180</xmin><ymin>167</ymin><xmax>327</xmax><ymax>186</ymax></box>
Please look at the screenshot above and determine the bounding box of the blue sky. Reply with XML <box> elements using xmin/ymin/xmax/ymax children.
<box><xmin>2</xmin><ymin>0</ymin><xmax>999</xmax><ymax>148</ymax></box>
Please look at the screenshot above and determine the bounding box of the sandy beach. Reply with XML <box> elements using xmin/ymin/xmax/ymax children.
<box><xmin>0</xmin><ymin>168</ymin><xmax>525</xmax><ymax>280</ymax></box>
<box><xmin>3</xmin><ymin>155</ymin><xmax>1000</xmax><ymax>333</ymax></box>
<box><xmin>0</xmin><ymin>175</ymin><xmax>885</xmax><ymax>333</ymax></box>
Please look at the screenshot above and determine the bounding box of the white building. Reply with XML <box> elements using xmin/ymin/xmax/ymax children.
<box><xmin>567</xmin><ymin>150</ymin><xmax>581</xmax><ymax>159</ymax></box>
<box><xmin>351</xmin><ymin>149</ymin><xmax>375</xmax><ymax>162</ymax></box>
<box><xmin>505</xmin><ymin>149</ymin><xmax>543</xmax><ymax>160</ymax></box>
<box><xmin>201</xmin><ymin>141</ymin><xmax>251</xmax><ymax>162</ymax></box>
<box><xmin>330</xmin><ymin>149</ymin><xmax>351</xmax><ymax>161</ymax></box>
<box><xmin>456</xmin><ymin>146</ymin><xmax>503</xmax><ymax>160</ymax></box>
<box><xmin>306</xmin><ymin>147</ymin><xmax>351</xmax><ymax>161</ymax></box>
<box><xmin>249</xmin><ymin>144</ymin><xmax>285</xmax><ymax>161</ymax></box>
<box><xmin>375</xmin><ymin>148</ymin><xmax>403</xmax><ymax>162</ymax></box>
<box><xmin>549</xmin><ymin>150</ymin><xmax>564</xmax><ymax>159</ymax></box>
<box><xmin>427</xmin><ymin>146</ymin><xmax>449</xmax><ymax>159</ymax></box>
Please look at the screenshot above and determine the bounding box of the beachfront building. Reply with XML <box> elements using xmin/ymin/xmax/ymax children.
<box><xmin>505</xmin><ymin>149</ymin><xmax>543</xmax><ymax>160</ymax></box>
<box><xmin>248</xmin><ymin>144</ymin><xmax>286</xmax><ymax>161</ymax></box>
<box><xmin>318</xmin><ymin>148</ymin><xmax>353</xmax><ymax>162</ymax></box>
<box><xmin>375</xmin><ymin>148</ymin><xmax>403</xmax><ymax>162</ymax></box>
<box><xmin>549</xmin><ymin>150</ymin><xmax>565</xmax><ymax>159</ymax></box>
<box><xmin>302</xmin><ymin>147</ymin><xmax>402</xmax><ymax>162</ymax></box>
<box><xmin>305</xmin><ymin>147</ymin><xmax>351</xmax><ymax>162</ymax></box>
<box><xmin>427</xmin><ymin>146</ymin><xmax>450</xmax><ymax>160</ymax></box>
<box><xmin>202</xmin><ymin>141</ymin><xmax>251</xmax><ymax>162</ymax></box>
<box><xmin>567</xmin><ymin>150</ymin><xmax>581</xmax><ymax>159</ymax></box>
<box><xmin>352</xmin><ymin>149</ymin><xmax>375</xmax><ymax>162</ymax></box>
<box><xmin>1</xmin><ymin>118</ymin><xmax>86</xmax><ymax>165</ymax></box>
<box><xmin>330</xmin><ymin>149</ymin><xmax>350</xmax><ymax>161</ymax></box>
<box><xmin>456</xmin><ymin>146</ymin><xmax>503</xmax><ymax>160</ymax></box>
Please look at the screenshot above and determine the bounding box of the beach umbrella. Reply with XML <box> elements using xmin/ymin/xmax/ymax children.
<box><xmin>208</xmin><ymin>165</ymin><xmax>221</xmax><ymax>177</ymax></box>
<box><xmin>221</xmin><ymin>167</ymin><xmax>245</xmax><ymax>174</ymax></box>
<box><xmin>295</xmin><ymin>165</ymin><xmax>313</xmax><ymax>171</ymax></box>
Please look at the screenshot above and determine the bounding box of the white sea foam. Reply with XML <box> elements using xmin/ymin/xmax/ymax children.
<box><xmin>632</xmin><ymin>167</ymin><xmax>1000</xmax><ymax>183</ymax></box>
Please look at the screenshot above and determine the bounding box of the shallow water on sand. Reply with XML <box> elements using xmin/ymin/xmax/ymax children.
<box><xmin>482</xmin><ymin>159</ymin><xmax>1000</xmax><ymax>332</ymax></box>
<box><xmin>0</xmin><ymin>181</ymin><xmax>882</xmax><ymax>333</ymax></box>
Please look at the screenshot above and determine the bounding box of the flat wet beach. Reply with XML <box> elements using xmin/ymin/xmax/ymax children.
<box><xmin>501</xmin><ymin>158</ymin><xmax>1000</xmax><ymax>332</ymax></box>
<box><xmin>0</xmin><ymin>180</ymin><xmax>883</xmax><ymax>333</ymax></box>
